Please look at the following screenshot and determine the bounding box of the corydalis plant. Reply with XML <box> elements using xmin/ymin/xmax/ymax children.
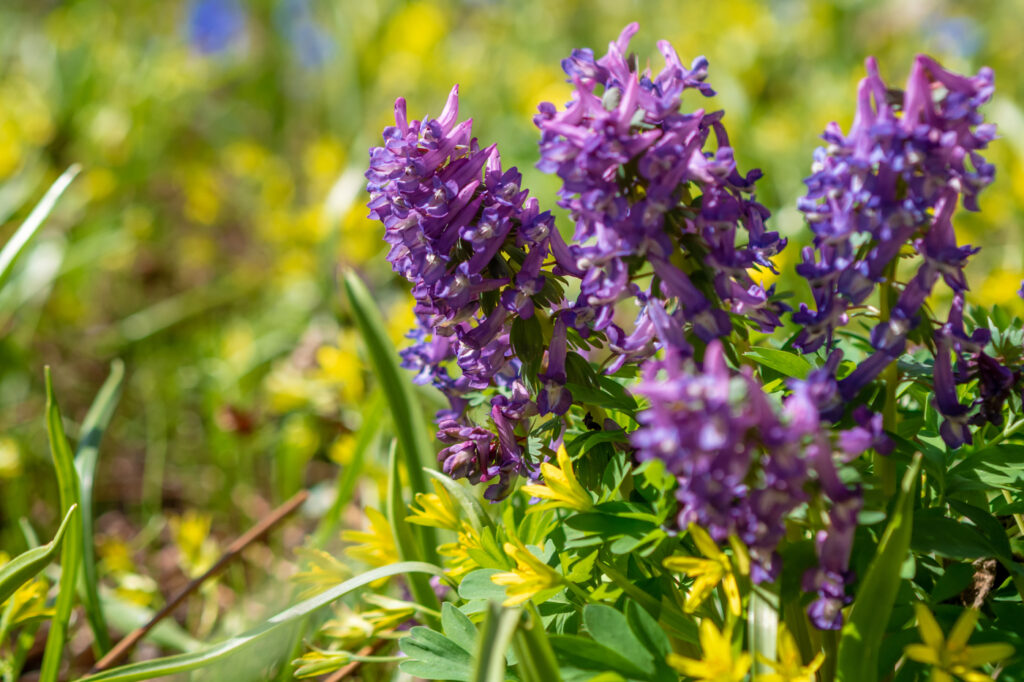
<box><xmin>793</xmin><ymin>55</ymin><xmax>1009</xmax><ymax>447</ymax></box>
<box><xmin>367</xmin><ymin>23</ymin><xmax>785</xmax><ymax>499</ymax></box>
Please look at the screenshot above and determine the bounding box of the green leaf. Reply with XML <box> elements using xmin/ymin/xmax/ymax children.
<box><xmin>459</xmin><ymin>569</ymin><xmax>508</xmax><ymax>602</ymax></box>
<box><xmin>948</xmin><ymin>444</ymin><xmax>1024</xmax><ymax>492</ymax></box>
<box><xmin>344</xmin><ymin>270</ymin><xmax>437</xmax><ymax>561</ymax></box>
<box><xmin>0</xmin><ymin>165</ymin><xmax>80</xmax><ymax>292</ymax></box>
<box><xmin>549</xmin><ymin>634</ymin><xmax>651</xmax><ymax>678</ymax></box>
<box><xmin>0</xmin><ymin>504</ymin><xmax>77</xmax><ymax>607</ymax></box>
<box><xmin>565</xmin><ymin>513</ymin><xmax>655</xmax><ymax>536</ymax></box>
<box><xmin>743</xmin><ymin>347</ymin><xmax>813</xmax><ymax>379</ymax></box>
<box><xmin>911</xmin><ymin>514</ymin><xmax>996</xmax><ymax>560</ymax></box>
<box><xmin>40</xmin><ymin>366</ymin><xmax>84</xmax><ymax>682</ymax></box>
<box><xmin>443</xmin><ymin>602</ymin><xmax>479</xmax><ymax>653</ymax></box>
<box><xmin>748</xmin><ymin>584</ymin><xmax>779</xmax><ymax>678</ymax></box>
<box><xmin>583</xmin><ymin>604</ymin><xmax>654</xmax><ymax>675</ymax></box>
<box><xmin>400</xmin><ymin>625</ymin><xmax>475</xmax><ymax>681</ymax></box>
<box><xmin>947</xmin><ymin>500</ymin><xmax>1013</xmax><ymax>559</ymax></box>
<box><xmin>837</xmin><ymin>454</ymin><xmax>921</xmax><ymax>681</ymax></box>
<box><xmin>79</xmin><ymin>562</ymin><xmax>444</xmax><ymax>682</ymax></box>
<box><xmin>75</xmin><ymin>359</ymin><xmax>125</xmax><ymax>655</ymax></box>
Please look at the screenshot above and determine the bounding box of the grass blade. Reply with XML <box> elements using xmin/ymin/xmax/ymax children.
<box><xmin>836</xmin><ymin>453</ymin><xmax>922</xmax><ymax>681</ymax></box>
<box><xmin>472</xmin><ymin>602</ymin><xmax>520</xmax><ymax>682</ymax></box>
<box><xmin>748</xmin><ymin>583</ymin><xmax>779</xmax><ymax>678</ymax></box>
<box><xmin>78</xmin><ymin>562</ymin><xmax>444</xmax><ymax>682</ymax></box>
<box><xmin>386</xmin><ymin>441</ymin><xmax>441</xmax><ymax>629</ymax></box>
<box><xmin>343</xmin><ymin>270</ymin><xmax>437</xmax><ymax>560</ymax></box>
<box><xmin>40</xmin><ymin>366</ymin><xmax>84</xmax><ymax>682</ymax></box>
<box><xmin>0</xmin><ymin>165</ymin><xmax>80</xmax><ymax>291</ymax></box>
<box><xmin>0</xmin><ymin>504</ymin><xmax>77</xmax><ymax>606</ymax></box>
<box><xmin>75</xmin><ymin>359</ymin><xmax>125</xmax><ymax>655</ymax></box>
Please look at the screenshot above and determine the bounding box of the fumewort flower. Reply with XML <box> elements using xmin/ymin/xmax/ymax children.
<box><xmin>366</xmin><ymin>85</ymin><xmax>565</xmax><ymax>499</ymax></box>
<box><xmin>793</xmin><ymin>54</ymin><xmax>1006</xmax><ymax>445</ymax></box>
<box><xmin>535</xmin><ymin>23</ymin><xmax>787</xmax><ymax>359</ymax></box>
<box><xmin>632</xmin><ymin>340</ymin><xmax>880</xmax><ymax>628</ymax></box>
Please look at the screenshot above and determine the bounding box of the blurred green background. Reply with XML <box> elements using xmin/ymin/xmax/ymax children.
<box><xmin>1</xmin><ymin>0</ymin><xmax>1023</xmax><ymax>666</ymax></box>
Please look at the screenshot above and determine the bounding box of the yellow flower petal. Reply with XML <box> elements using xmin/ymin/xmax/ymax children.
<box><xmin>913</xmin><ymin>602</ymin><xmax>946</xmax><ymax>651</ymax></box>
<box><xmin>947</xmin><ymin>607</ymin><xmax>980</xmax><ymax>650</ymax></box>
<box><xmin>963</xmin><ymin>642</ymin><xmax>1014</xmax><ymax>667</ymax></box>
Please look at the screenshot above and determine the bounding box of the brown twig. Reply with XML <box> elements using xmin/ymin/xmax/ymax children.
<box><xmin>91</xmin><ymin>490</ymin><xmax>309</xmax><ymax>673</ymax></box>
<box><xmin>322</xmin><ymin>638</ymin><xmax>390</xmax><ymax>682</ymax></box>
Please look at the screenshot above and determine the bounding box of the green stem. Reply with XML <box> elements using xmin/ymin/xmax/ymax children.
<box><xmin>877</xmin><ymin>260</ymin><xmax>900</xmax><ymax>497</ymax></box>
<box><xmin>511</xmin><ymin>604</ymin><xmax>562</xmax><ymax>682</ymax></box>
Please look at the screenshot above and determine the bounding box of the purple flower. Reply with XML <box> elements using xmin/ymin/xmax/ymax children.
<box><xmin>186</xmin><ymin>0</ymin><xmax>245</xmax><ymax>54</ymax></box>
<box><xmin>535</xmin><ymin>23</ymin><xmax>786</xmax><ymax>355</ymax></box>
<box><xmin>631</xmin><ymin>341</ymin><xmax>871</xmax><ymax>623</ymax></box>
<box><xmin>795</xmin><ymin>55</ymin><xmax>995</xmax><ymax>402</ymax></box>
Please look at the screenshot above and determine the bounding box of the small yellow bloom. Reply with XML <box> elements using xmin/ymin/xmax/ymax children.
<box><xmin>668</xmin><ymin>619</ymin><xmax>751</xmax><ymax>682</ymax></box>
<box><xmin>756</xmin><ymin>624</ymin><xmax>824</xmax><ymax>682</ymax></box>
<box><xmin>291</xmin><ymin>547</ymin><xmax>352</xmax><ymax>599</ymax></box>
<box><xmin>406</xmin><ymin>479</ymin><xmax>461</xmax><ymax>531</ymax></box>
<box><xmin>520</xmin><ymin>445</ymin><xmax>593</xmax><ymax>513</ymax></box>
<box><xmin>438</xmin><ymin>523</ymin><xmax>482</xmax><ymax>580</ymax></box>
<box><xmin>904</xmin><ymin>603</ymin><xmax>1014</xmax><ymax>682</ymax></box>
<box><xmin>342</xmin><ymin>508</ymin><xmax>399</xmax><ymax>577</ymax></box>
<box><xmin>491</xmin><ymin>541</ymin><xmax>563</xmax><ymax>606</ymax></box>
<box><xmin>663</xmin><ymin>524</ymin><xmax>748</xmax><ymax>616</ymax></box>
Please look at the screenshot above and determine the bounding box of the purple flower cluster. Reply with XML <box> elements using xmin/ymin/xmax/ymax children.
<box><xmin>367</xmin><ymin>86</ymin><xmax>561</xmax><ymax>499</ymax></box>
<box><xmin>793</xmin><ymin>55</ymin><xmax>998</xmax><ymax>443</ymax></box>
<box><xmin>535</xmin><ymin>23</ymin><xmax>786</xmax><ymax>360</ymax></box>
<box><xmin>631</xmin><ymin>341</ymin><xmax>887</xmax><ymax>629</ymax></box>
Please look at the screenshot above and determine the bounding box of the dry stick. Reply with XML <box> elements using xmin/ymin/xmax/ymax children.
<box><xmin>91</xmin><ymin>490</ymin><xmax>309</xmax><ymax>673</ymax></box>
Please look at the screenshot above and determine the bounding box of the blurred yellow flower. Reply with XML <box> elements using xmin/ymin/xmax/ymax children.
<box><xmin>291</xmin><ymin>546</ymin><xmax>352</xmax><ymax>599</ymax></box>
<box><xmin>0</xmin><ymin>437</ymin><xmax>22</xmax><ymax>478</ymax></box>
<box><xmin>491</xmin><ymin>540</ymin><xmax>563</xmax><ymax>606</ymax></box>
<box><xmin>663</xmin><ymin>524</ymin><xmax>748</xmax><ymax>617</ymax></box>
<box><xmin>755</xmin><ymin>624</ymin><xmax>824</xmax><ymax>682</ymax></box>
<box><xmin>316</xmin><ymin>340</ymin><xmax>364</xmax><ymax>404</ymax></box>
<box><xmin>667</xmin><ymin>620</ymin><xmax>750</xmax><ymax>682</ymax></box>
<box><xmin>904</xmin><ymin>603</ymin><xmax>1013</xmax><ymax>682</ymax></box>
<box><xmin>342</xmin><ymin>507</ymin><xmax>399</xmax><ymax>570</ymax></box>
<box><xmin>169</xmin><ymin>510</ymin><xmax>218</xmax><ymax>578</ymax></box>
<box><xmin>520</xmin><ymin>445</ymin><xmax>593</xmax><ymax>513</ymax></box>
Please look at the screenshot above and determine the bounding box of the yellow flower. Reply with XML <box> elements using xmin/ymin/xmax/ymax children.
<box><xmin>755</xmin><ymin>624</ymin><xmax>824</xmax><ymax>682</ymax></box>
<box><xmin>342</xmin><ymin>508</ymin><xmax>399</xmax><ymax>576</ymax></box>
<box><xmin>520</xmin><ymin>445</ymin><xmax>593</xmax><ymax>513</ymax></box>
<box><xmin>668</xmin><ymin>620</ymin><xmax>751</xmax><ymax>682</ymax></box>
<box><xmin>491</xmin><ymin>541</ymin><xmax>563</xmax><ymax>606</ymax></box>
<box><xmin>291</xmin><ymin>547</ymin><xmax>352</xmax><ymax>599</ymax></box>
<box><xmin>438</xmin><ymin>523</ymin><xmax>484</xmax><ymax>580</ymax></box>
<box><xmin>663</xmin><ymin>524</ymin><xmax>748</xmax><ymax>616</ymax></box>
<box><xmin>904</xmin><ymin>604</ymin><xmax>1014</xmax><ymax>682</ymax></box>
<box><xmin>406</xmin><ymin>479</ymin><xmax>461</xmax><ymax>531</ymax></box>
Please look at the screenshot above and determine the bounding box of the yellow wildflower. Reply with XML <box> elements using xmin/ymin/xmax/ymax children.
<box><xmin>491</xmin><ymin>541</ymin><xmax>563</xmax><ymax>606</ymax></box>
<box><xmin>438</xmin><ymin>523</ymin><xmax>483</xmax><ymax>580</ymax></box>
<box><xmin>663</xmin><ymin>524</ymin><xmax>748</xmax><ymax>616</ymax></box>
<box><xmin>520</xmin><ymin>445</ymin><xmax>593</xmax><ymax>513</ymax></box>
<box><xmin>755</xmin><ymin>624</ymin><xmax>824</xmax><ymax>682</ymax></box>
<box><xmin>291</xmin><ymin>547</ymin><xmax>352</xmax><ymax>599</ymax></box>
<box><xmin>668</xmin><ymin>619</ymin><xmax>751</xmax><ymax>682</ymax></box>
<box><xmin>342</xmin><ymin>508</ymin><xmax>399</xmax><ymax>569</ymax></box>
<box><xmin>406</xmin><ymin>479</ymin><xmax>461</xmax><ymax>531</ymax></box>
<box><xmin>904</xmin><ymin>603</ymin><xmax>1013</xmax><ymax>682</ymax></box>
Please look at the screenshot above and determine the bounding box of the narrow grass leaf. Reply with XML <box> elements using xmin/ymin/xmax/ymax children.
<box><xmin>0</xmin><ymin>504</ymin><xmax>77</xmax><ymax>607</ymax></box>
<box><xmin>78</xmin><ymin>562</ymin><xmax>444</xmax><ymax>682</ymax></box>
<box><xmin>471</xmin><ymin>602</ymin><xmax>520</xmax><ymax>682</ymax></box>
<box><xmin>344</xmin><ymin>270</ymin><xmax>437</xmax><ymax>560</ymax></box>
<box><xmin>75</xmin><ymin>359</ymin><xmax>125</xmax><ymax>654</ymax></box>
<box><xmin>387</xmin><ymin>441</ymin><xmax>441</xmax><ymax>628</ymax></box>
<box><xmin>0</xmin><ymin>164</ymin><xmax>80</xmax><ymax>291</ymax></box>
<box><xmin>40</xmin><ymin>366</ymin><xmax>84</xmax><ymax>682</ymax></box>
<box><xmin>836</xmin><ymin>453</ymin><xmax>921</xmax><ymax>681</ymax></box>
